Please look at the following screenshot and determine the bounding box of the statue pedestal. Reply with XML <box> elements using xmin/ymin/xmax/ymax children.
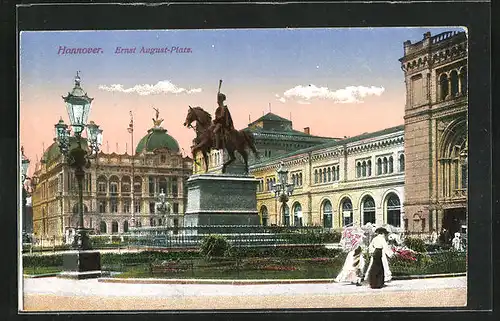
<box><xmin>184</xmin><ymin>174</ymin><xmax>260</xmax><ymax>234</ymax></box>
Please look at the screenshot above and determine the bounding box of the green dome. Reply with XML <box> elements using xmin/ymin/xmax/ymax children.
<box><xmin>42</xmin><ymin>137</ymin><xmax>89</xmax><ymax>164</ymax></box>
<box><xmin>135</xmin><ymin>127</ymin><xmax>180</xmax><ymax>154</ymax></box>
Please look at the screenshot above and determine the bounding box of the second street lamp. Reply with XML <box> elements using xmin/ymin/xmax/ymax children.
<box><xmin>271</xmin><ymin>162</ymin><xmax>295</xmax><ymax>226</ymax></box>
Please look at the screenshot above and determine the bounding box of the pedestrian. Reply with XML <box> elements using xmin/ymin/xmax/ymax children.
<box><xmin>364</xmin><ymin>227</ymin><xmax>394</xmax><ymax>289</ymax></box>
<box><xmin>335</xmin><ymin>245</ymin><xmax>365</xmax><ymax>286</ymax></box>
<box><xmin>452</xmin><ymin>232</ymin><xmax>462</xmax><ymax>251</ymax></box>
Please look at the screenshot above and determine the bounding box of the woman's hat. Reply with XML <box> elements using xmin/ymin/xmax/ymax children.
<box><xmin>374</xmin><ymin>227</ymin><xmax>389</xmax><ymax>235</ymax></box>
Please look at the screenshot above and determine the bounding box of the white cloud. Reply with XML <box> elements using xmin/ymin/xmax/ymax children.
<box><xmin>278</xmin><ymin>97</ymin><xmax>286</xmax><ymax>103</ymax></box>
<box><xmin>282</xmin><ymin>84</ymin><xmax>385</xmax><ymax>104</ymax></box>
<box><xmin>297</xmin><ymin>100</ymin><xmax>311</xmax><ymax>105</ymax></box>
<box><xmin>98</xmin><ymin>80</ymin><xmax>202</xmax><ymax>96</ymax></box>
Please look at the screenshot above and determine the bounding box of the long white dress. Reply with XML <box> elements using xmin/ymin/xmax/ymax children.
<box><xmin>335</xmin><ymin>250</ymin><xmax>366</xmax><ymax>284</ymax></box>
<box><xmin>364</xmin><ymin>234</ymin><xmax>394</xmax><ymax>283</ymax></box>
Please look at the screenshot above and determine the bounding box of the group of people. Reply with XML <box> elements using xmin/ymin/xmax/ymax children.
<box><xmin>335</xmin><ymin>227</ymin><xmax>394</xmax><ymax>289</ymax></box>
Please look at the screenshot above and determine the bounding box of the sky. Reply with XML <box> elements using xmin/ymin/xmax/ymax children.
<box><xmin>20</xmin><ymin>27</ymin><xmax>464</xmax><ymax>176</ymax></box>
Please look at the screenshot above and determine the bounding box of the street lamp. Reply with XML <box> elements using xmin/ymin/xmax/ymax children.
<box><xmin>21</xmin><ymin>146</ymin><xmax>30</xmax><ymax>243</ymax></box>
<box><xmin>156</xmin><ymin>189</ymin><xmax>171</xmax><ymax>227</ymax></box>
<box><xmin>55</xmin><ymin>72</ymin><xmax>103</xmax><ymax>251</ymax></box>
<box><xmin>271</xmin><ymin>162</ymin><xmax>295</xmax><ymax>226</ymax></box>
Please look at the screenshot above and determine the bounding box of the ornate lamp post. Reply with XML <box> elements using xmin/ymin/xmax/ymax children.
<box><xmin>271</xmin><ymin>162</ymin><xmax>294</xmax><ymax>226</ymax></box>
<box><xmin>21</xmin><ymin>147</ymin><xmax>30</xmax><ymax>243</ymax></box>
<box><xmin>156</xmin><ymin>189</ymin><xmax>171</xmax><ymax>227</ymax></box>
<box><xmin>55</xmin><ymin>72</ymin><xmax>103</xmax><ymax>252</ymax></box>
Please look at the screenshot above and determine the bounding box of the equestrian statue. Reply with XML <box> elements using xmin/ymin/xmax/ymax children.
<box><xmin>183</xmin><ymin>79</ymin><xmax>258</xmax><ymax>174</ymax></box>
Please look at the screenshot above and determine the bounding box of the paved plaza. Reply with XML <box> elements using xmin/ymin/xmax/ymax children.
<box><xmin>21</xmin><ymin>276</ymin><xmax>466</xmax><ymax>311</ymax></box>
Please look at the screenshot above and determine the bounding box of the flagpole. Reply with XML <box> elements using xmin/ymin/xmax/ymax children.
<box><xmin>128</xmin><ymin>111</ymin><xmax>136</xmax><ymax>227</ymax></box>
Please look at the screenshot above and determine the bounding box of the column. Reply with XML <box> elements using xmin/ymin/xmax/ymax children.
<box><xmin>447</xmin><ymin>78</ymin><xmax>452</xmax><ymax>99</ymax></box>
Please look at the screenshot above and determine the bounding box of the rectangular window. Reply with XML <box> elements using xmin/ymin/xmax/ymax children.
<box><xmin>98</xmin><ymin>182</ymin><xmax>106</xmax><ymax>193</ymax></box>
<box><xmin>110</xmin><ymin>183</ymin><xmax>118</xmax><ymax>194</ymax></box>
<box><xmin>123</xmin><ymin>199</ymin><xmax>130</xmax><ymax>213</ymax></box>
<box><xmin>173</xmin><ymin>203</ymin><xmax>179</xmax><ymax>213</ymax></box>
<box><xmin>172</xmin><ymin>180</ymin><xmax>178</xmax><ymax>197</ymax></box>
<box><xmin>110</xmin><ymin>198</ymin><xmax>118</xmax><ymax>213</ymax></box>
<box><xmin>98</xmin><ymin>199</ymin><xmax>106</xmax><ymax>213</ymax></box>
<box><xmin>149</xmin><ymin>202</ymin><xmax>156</xmax><ymax>214</ymax></box>
<box><xmin>134</xmin><ymin>199</ymin><xmax>141</xmax><ymax>213</ymax></box>
<box><xmin>461</xmin><ymin>164</ymin><xmax>467</xmax><ymax>190</ymax></box>
<box><xmin>148</xmin><ymin>176</ymin><xmax>155</xmax><ymax>196</ymax></box>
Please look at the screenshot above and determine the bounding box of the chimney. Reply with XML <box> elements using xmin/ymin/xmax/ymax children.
<box><xmin>304</xmin><ymin>127</ymin><xmax>310</xmax><ymax>135</ymax></box>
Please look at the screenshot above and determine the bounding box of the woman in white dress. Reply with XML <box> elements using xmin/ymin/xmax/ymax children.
<box><xmin>335</xmin><ymin>245</ymin><xmax>365</xmax><ymax>286</ymax></box>
<box><xmin>364</xmin><ymin>227</ymin><xmax>394</xmax><ymax>288</ymax></box>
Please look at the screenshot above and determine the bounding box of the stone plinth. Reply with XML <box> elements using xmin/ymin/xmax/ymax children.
<box><xmin>184</xmin><ymin>174</ymin><xmax>260</xmax><ymax>233</ymax></box>
<box><xmin>58</xmin><ymin>251</ymin><xmax>102</xmax><ymax>280</ymax></box>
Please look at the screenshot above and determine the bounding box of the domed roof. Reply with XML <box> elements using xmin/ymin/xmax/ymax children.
<box><xmin>42</xmin><ymin>137</ymin><xmax>89</xmax><ymax>164</ymax></box>
<box><xmin>135</xmin><ymin>127</ymin><xmax>180</xmax><ymax>154</ymax></box>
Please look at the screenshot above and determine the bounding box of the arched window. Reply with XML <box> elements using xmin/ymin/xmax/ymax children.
<box><xmin>439</xmin><ymin>73</ymin><xmax>449</xmax><ymax>101</ymax></box>
<box><xmin>121</xmin><ymin>176</ymin><xmax>131</xmax><ymax>195</ymax></box>
<box><xmin>319</xmin><ymin>169</ymin><xmax>323</xmax><ymax>183</ymax></box>
<box><xmin>327</xmin><ymin>167</ymin><xmax>331</xmax><ymax>182</ymax></box>
<box><xmin>109</xmin><ymin>176</ymin><xmax>119</xmax><ymax>195</ymax></box>
<box><xmin>356</xmin><ymin>162</ymin><xmax>361</xmax><ymax>178</ymax></box>
<box><xmin>362</xmin><ymin>161</ymin><xmax>367</xmax><ymax>177</ymax></box>
<box><xmin>323</xmin><ymin>200</ymin><xmax>333</xmax><ymax>228</ymax></box>
<box><xmin>450</xmin><ymin>70</ymin><xmax>459</xmax><ymax>96</ymax></box>
<box><xmin>388</xmin><ymin>156</ymin><xmax>394</xmax><ymax>173</ymax></box>
<box><xmin>111</xmin><ymin>221</ymin><xmax>118</xmax><ymax>234</ymax></box>
<box><xmin>383</xmin><ymin>157</ymin><xmax>388</xmax><ymax>174</ymax></box>
<box><xmin>377</xmin><ymin>159</ymin><xmax>382</xmax><ymax>175</ymax></box>
<box><xmin>459</xmin><ymin>67</ymin><xmax>467</xmax><ymax>94</ymax></box>
<box><xmin>123</xmin><ymin>221</ymin><xmax>129</xmax><ymax>233</ymax></box>
<box><xmin>299</xmin><ymin>173</ymin><xmax>303</xmax><ymax>186</ymax></box>
<box><xmin>399</xmin><ymin>154</ymin><xmax>405</xmax><ymax>172</ymax></box>
<box><xmin>323</xmin><ymin>169</ymin><xmax>327</xmax><ymax>183</ymax></box>
<box><xmin>341</xmin><ymin>198</ymin><xmax>353</xmax><ymax>227</ymax></box>
<box><xmin>362</xmin><ymin>196</ymin><xmax>376</xmax><ymax>225</ymax></box>
<box><xmin>293</xmin><ymin>203</ymin><xmax>303</xmax><ymax>227</ymax></box>
<box><xmin>386</xmin><ymin>194</ymin><xmax>401</xmax><ymax>227</ymax></box>
<box><xmin>367</xmin><ymin>160</ymin><xmax>372</xmax><ymax>176</ymax></box>
<box><xmin>314</xmin><ymin>170</ymin><xmax>318</xmax><ymax>183</ymax></box>
<box><xmin>260</xmin><ymin>206</ymin><xmax>268</xmax><ymax>226</ymax></box>
<box><xmin>99</xmin><ymin>221</ymin><xmax>107</xmax><ymax>234</ymax></box>
<box><xmin>282</xmin><ymin>204</ymin><xmax>290</xmax><ymax>226</ymax></box>
<box><xmin>336</xmin><ymin>165</ymin><xmax>340</xmax><ymax>180</ymax></box>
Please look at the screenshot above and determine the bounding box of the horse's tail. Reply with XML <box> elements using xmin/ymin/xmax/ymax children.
<box><xmin>242</xmin><ymin>130</ymin><xmax>259</xmax><ymax>158</ymax></box>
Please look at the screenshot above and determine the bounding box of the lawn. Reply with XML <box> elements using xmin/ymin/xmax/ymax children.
<box><xmin>23</xmin><ymin>266</ymin><xmax>63</xmax><ymax>275</ymax></box>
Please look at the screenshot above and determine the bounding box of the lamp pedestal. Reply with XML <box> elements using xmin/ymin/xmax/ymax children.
<box><xmin>58</xmin><ymin>250</ymin><xmax>102</xmax><ymax>280</ymax></box>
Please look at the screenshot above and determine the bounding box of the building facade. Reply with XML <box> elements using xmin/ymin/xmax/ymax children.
<box><xmin>249</xmin><ymin>123</ymin><xmax>405</xmax><ymax>229</ymax></box>
<box><xmin>400</xmin><ymin>30</ymin><xmax>468</xmax><ymax>233</ymax></box>
<box><xmin>31</xmin><ymin>79</ymin><xmax>192</xmax><ymax>242</ymax></box>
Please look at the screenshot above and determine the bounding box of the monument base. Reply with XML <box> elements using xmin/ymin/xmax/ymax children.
<box><xmin>58</xmin><ymin>250</ymin><xmax>102</xmax><ymax>280</ymax></box>
<box><xmin>185</xmin><ymin>173</ymin><xmax>260</xmax><ymax>234</ymax></box>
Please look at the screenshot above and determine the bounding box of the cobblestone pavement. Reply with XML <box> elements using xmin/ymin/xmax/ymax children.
<box><xmin>21</xmin><ymin>276</ymin><xmax>466</xmax><ymax>311</ymax></box>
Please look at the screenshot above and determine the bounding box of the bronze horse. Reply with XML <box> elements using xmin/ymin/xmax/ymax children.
<box><xmin>183</xmin><ymin>106</ymin><xmax>258</xmax><ymax>174</ymax></box>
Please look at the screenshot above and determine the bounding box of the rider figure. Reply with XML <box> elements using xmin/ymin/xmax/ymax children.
<box><xmin>213</xmin><ymin>91</ymin><xmax>234</xmax><ymax>150</ymax></box>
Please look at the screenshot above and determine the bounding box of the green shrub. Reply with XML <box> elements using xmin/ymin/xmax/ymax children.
<box><xmin>200</xmin><ymin>235</ymin><xmax>231</xmax><ymax>260</ymax></box>
<box><xmin>22</xmin><ymin>254</ymin><xmax>63</xmax><ymax>268</ymax></box>
<box><xmin>231</xmin><ymin>245</ymin><xmax>342</xmax><ymax>259</ymax></box>
<box><xmin>404</xmin><ymin>237</ymin><xmax>427</xmax><ymax>253</ymax></box>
